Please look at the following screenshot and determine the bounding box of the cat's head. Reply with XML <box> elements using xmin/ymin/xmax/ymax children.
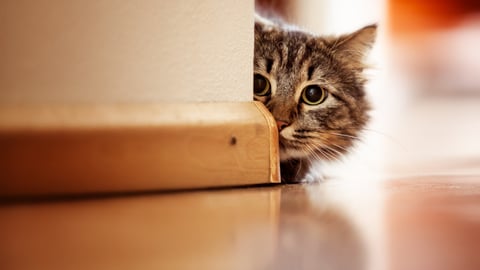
<box><xmin>254</xmin><ymin>18</ymin><xmax>376</xmax><ymax>163</ymax></box>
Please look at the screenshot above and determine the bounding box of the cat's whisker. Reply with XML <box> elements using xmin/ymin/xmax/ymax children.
<box><xmin>317</xmin><ymin>137</ymin><xmax>351</xmax><ymax>154</ymax></box>
<box><xmin>320</xmin><ymin>148</ymin><xmax>339</xmax><ymax>162</ymax></box>
<box><xmin>362</xmin><ymin>128</ymin><xmax>406</xmax><ymax>149</ymax></box>
<box><xmin>309</xmin><ymin>139</ymin><xmax>346</xmax><ymax>164</ymax></box>
<box><xmin>295</xmin><ymin>135</ymin><xmax>344</xmax><ymax>163</ymax></box>
<box><xmin>309</xmin><ymin>142</ymin><xmax>336</xmax><ymax>162</ymax></box>
<box><xmin>323</xmin><ymin>131</ymin><xmax>369</xmax><ymax>146</ymax></box>
<box><xmin>303</xmin><ymin>144</ymin><xmax>320</xmax><ymax>161</ymax></box>
<box><xmin>325</xmin><ymin>131</ymin><xmax>361</xmax><ymax>140</ymax></box>
<box><xmin>286</xmin><ymin>158</ymin><xmax>303</xmax><ymax>181</ymax></box>
<box><xmin>330</xmin><ymin>143</ymin><xmax>350</xmax><ymax>153</ymax></box>
<box><xmin>322</xmin><ymin>147</ymin><xmax>344</xmax><ymax>164</ymax></box>
<box><xmin>311</xmin><ymin>148</ymin><xmax>325</xmax><ymax>163</ymax></box>
<box><xmin>315</xmin><ymin>148</ymin><xmax>329</xmax><ymax>160</ymax></box>
<box><xmin>304</xmin><ymin>143</ymin><xmax>326</xmax><ymax>163</ymax></box>
<box><xmin>304</xmin><ymin>134</ymin><xmax>350</xmax><ymax>155</ymax></box>
<box><xmin>322</xmin><ymin>145</ymin><xmax>344</xmax><ymax>158</ymax></box>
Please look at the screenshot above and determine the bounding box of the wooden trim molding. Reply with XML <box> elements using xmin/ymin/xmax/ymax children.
<box><xmin>0</xmin><ymin>102</ymin><xmax>280</xmax><ymax>198</ymax></box>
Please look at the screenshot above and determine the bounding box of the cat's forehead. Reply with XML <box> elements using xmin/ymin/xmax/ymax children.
<box><xmin>257</xmin><ymin>27</ymin><xmax>313</xmax><ymax>51</ymax></box>
<box><xmin>255</xmin><ymin>26</ymin><xmax>334</xmax><ymax>69</ymax></box>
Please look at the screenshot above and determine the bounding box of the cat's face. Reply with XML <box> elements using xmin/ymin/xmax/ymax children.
<box><xmin>254</xmin><ymin>19</ymin><xmax>376</xmax><ymax>163</ymax></box>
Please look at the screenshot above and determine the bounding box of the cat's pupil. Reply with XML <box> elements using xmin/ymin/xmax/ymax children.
<box><xmin>303</xmin><ymin>86</ymin><xmax>326</xmax><ymax>104</ymax></box>
<box><xmin>253</xmin><ymin>74</ymin><xmax>270</xmax><ymax>96</ymax></box>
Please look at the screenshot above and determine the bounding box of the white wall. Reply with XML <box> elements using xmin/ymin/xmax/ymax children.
<box><xmin>0</xmin><ymin>1</ymin><xmax>254</xmax><ymax>104</ymax></box>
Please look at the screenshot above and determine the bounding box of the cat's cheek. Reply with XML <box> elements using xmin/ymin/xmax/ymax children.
<box><xmin>279</xmin><ymin>126</ymin><xmax>295</xmax><ymax>140</ymax></box>
<box><xmin>279</xmin><ymin>148</ymin><xmax>295</xmax><ymax>161</ymax></box>
<box><xmin>279</xmin><ymin>150</ymin><xmax>290</xmax><ymax>161</ymax></box>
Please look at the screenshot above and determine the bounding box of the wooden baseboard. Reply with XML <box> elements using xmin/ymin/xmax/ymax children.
<box><xmin>0</xmin><ymin>102</ymin><xmax>280</xmax><ymax>198</ymax></box>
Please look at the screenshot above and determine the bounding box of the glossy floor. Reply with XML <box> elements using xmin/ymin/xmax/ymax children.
<box><xmin>1</xmin><ymin>175</ymin><xmax>479</xmax><ymax>270</ymax></box>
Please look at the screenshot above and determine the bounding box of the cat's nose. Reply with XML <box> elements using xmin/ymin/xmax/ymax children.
<box><xmin>276</xmin><ymin>120</ymin><xmax>289</xmax><ymax>131</ymax></box>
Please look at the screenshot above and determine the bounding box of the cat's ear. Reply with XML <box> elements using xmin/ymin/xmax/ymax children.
<box><xmin>329</xmin><ymin>24</ymin><xmax>377</xmax><ymax>67</ymax></box>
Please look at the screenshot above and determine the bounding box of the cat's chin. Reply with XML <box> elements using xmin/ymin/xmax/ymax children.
<box><xmin>279</xmin><ymin>139</ymin><xmax>308</xmax><ymax>161</ymax></box>
<box><xmin>279</xmin><ymin>146</ymin><xmax>310</xmax><ymax>161</ymax></box>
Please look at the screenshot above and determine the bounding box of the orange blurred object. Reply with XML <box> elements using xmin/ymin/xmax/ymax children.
<box><xmin>389</xmin><ymin>0</ymin><xmax>480</xmax><ymax>35</ymax></box>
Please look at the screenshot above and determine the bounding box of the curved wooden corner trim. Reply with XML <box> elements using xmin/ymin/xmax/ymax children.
<box><xmin>253</xmin><ymin>101</ymin><xmax>280</xmax><ymax>184</ymax></box>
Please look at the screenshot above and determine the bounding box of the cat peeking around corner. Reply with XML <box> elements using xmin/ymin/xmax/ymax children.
<box><xmin>253</xmin><ymin>15</ymin><xmax>377</xmax><ymax>183</ymax></box>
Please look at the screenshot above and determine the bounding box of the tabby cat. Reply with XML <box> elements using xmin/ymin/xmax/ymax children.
<box><xmin>254</xmin><ymin>15</ymin><xmax>376</xmax><ymax>183</ymax></box>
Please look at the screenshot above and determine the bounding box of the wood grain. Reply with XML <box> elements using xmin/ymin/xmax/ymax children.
<box><xmin>0</xmin><ymin>186</ymin><xmax>281</xmax><ymax>270</ymax></box>
<box><xmin>0</xmin><ymin>102</ymin><xmax>280</xmax><ymax>198</ymax></box>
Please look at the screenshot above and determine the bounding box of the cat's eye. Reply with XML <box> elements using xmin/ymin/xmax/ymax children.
<box><xmin>253</xmin><ymin>74</ymin><xmax>271</xmax><ymax>96</ymax></box>
<box><xmin>301</xmin><ymin>85</ymin><xmax>328</xmax><ymax>105</ymax></box>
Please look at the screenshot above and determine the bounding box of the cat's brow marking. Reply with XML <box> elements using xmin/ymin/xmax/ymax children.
<box><xmin>307</xmin><ymin>66</ymin><xmax>315</xmax><ymax>80</ymax></box>
<box><xmin>266</xmin><ymin>58</ymin><xmax>274</xmax><ymax>73</ymax></box>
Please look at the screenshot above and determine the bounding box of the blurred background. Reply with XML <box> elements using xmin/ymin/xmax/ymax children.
<box><xmin>257</xmin><ymin>0</ymin><xmax>480</xmax><ymax>179</ymax></box>
<box><xmin>1</xmin><ymin>2</ymin><xmax>479</xmax><ymax>270</ymax></box>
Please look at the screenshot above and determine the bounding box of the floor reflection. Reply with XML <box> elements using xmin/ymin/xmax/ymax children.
<box><xmin>0</xmin><ymin>182</ymin><xmax>375</xmax><ymax>270</ymax></box>
<box><xmin>387</xmin><ymin>175</ymin><xmax>480</xmax><ymax>270</ymax></box>
<box><xmin>0</xmin><ymin>188</ymin><xmax>281</xmax><ymax>270</ymax></box>
<box><xmin>2</xmin><ymin>175</ymin><xmax>480</xmax><ymax>270</ymax></box>
<box><xmin>266</xmin><ymin>184</ymin><xmax>367</xmax><ymax>270</ymax></box>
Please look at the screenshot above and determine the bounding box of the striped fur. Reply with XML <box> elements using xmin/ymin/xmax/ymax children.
<box><xmin>254</xmin><ymin>15</ymin><xmax>377</xmax><ymax>183</ymax></box>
